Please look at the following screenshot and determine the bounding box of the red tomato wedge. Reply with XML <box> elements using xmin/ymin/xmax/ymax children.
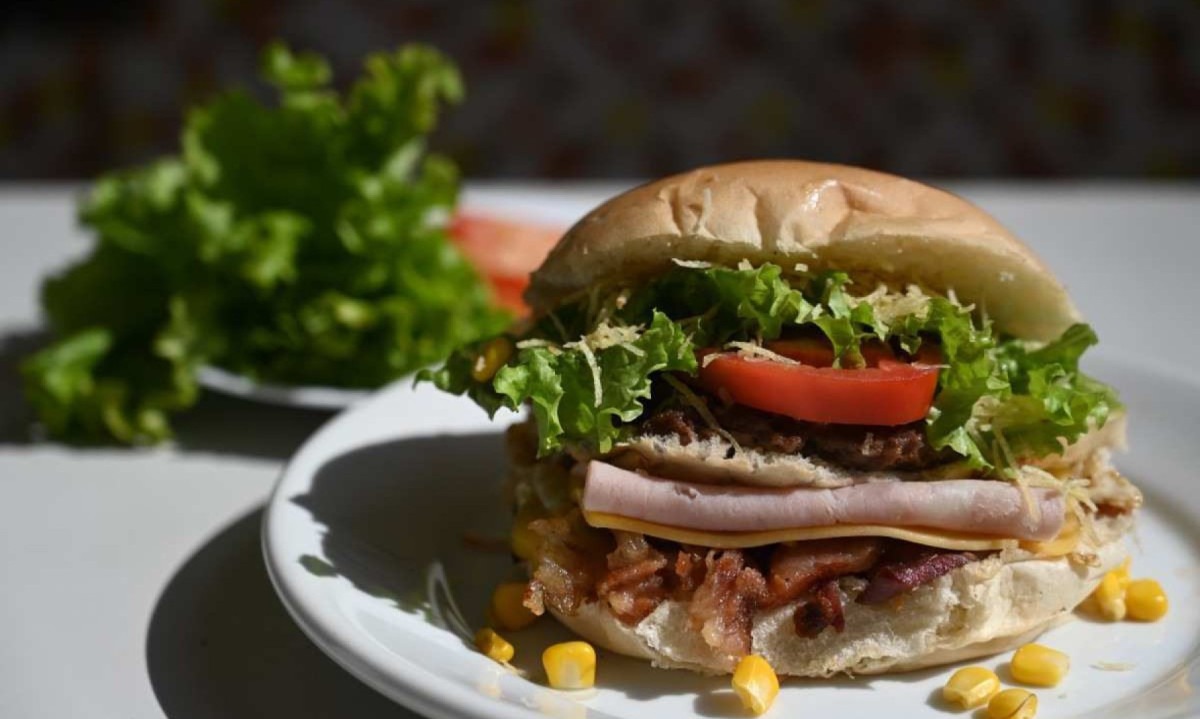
<box><xmin>697</xmin><ymin>340</ymin><xmax>942</xmax><ymax>426</ymax></box>
<box><xmin>449</xmin><ymin>213</ymin><xmax>563</xmax><ymax>314</ymax></box>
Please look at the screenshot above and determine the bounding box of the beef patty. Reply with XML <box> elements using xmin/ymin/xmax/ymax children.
<box><xmin>639</xmin><ymin>404</ymin><xmax>950</xmax><ymax>472</ymax></box>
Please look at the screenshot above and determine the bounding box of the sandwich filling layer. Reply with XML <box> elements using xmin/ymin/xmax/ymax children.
<box><xmin>429</xmin><ymin>261</ymin><xmax>1122</xmax><ymax>479</ymax></box>
<box><xmin>509</xmin><ymin>420</ymin><xmax>1140</xmax><ymax>658</ymax></box>
<box><xmin>428</xmin><ymin>259</ymin><xmax>1138</xmax><ymax>661</ymax></box>
<box><xmin>581</xmin><ymin>461</ymin><xmax>1065</xmax><ymax>541</ymax></box>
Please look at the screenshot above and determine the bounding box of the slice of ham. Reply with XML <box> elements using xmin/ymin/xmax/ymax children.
<box><xmin>581</xmin><ymin>461</ymin><xmax>1064</xmax><ymax>541</ymax></box>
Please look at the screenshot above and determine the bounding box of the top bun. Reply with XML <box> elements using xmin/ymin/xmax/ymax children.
<box><xmin>527</xmin><ymin>160</ymin><xmax>1080</xmax><ymax>341</ymax></box>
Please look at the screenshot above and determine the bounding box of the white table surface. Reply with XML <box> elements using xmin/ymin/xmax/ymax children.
<box><xmin>1</xmin><ymin>181</ymin><xmax>1197</xmax><ymax>718</ymax></box>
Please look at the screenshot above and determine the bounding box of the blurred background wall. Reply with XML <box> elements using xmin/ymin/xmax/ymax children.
<box><xmin>2</xmin><ymin>0</ymin><xmax>1198</xmax><ymax>180</ymax></box>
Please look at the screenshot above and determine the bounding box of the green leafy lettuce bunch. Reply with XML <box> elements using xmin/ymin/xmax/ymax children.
<box><xmin>23</xmin><ymin>42</ymin><xmax>509</xmax><ymax>444</ymax></box>
<box><xmin>427</xmin><ymin>261</ymin><xmax>1119</xmax><ymax>475</ymax></box>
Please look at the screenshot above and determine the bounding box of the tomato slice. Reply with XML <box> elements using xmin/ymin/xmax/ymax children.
<box><xmin>449</xmin><ymin>213</ymin><xmax>563</xmax><ymax>314</ymax></box>
<box><xmin>696</xmin><ymin>340</ymin><xmax>941</xmax><ymax>426</ymax></box>
<box><xmin>488</xmin><ymin>275</ymin><xmax>530</xmax><ymax>315</ymax></box>
<box><xmin>765</xmin><ymin>337</ymin><xmax>901</xmax><ymax>367</ymax></box>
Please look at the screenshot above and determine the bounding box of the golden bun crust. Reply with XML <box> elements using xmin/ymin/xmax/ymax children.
<box><xmin>527</xmin><ymin>160</ymin><xmax>1080</xmax><ymax>341</ymax></box>
<box><xmin>551</xmin><ymin>521</ymin><xmax>1128</xmax><ymax>677</ymax></box>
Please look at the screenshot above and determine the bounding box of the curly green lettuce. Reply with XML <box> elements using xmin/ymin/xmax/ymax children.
<box><xmin>24</xmin><ymin>42</ymin><xmax>507</xmax><ymax>444</ymax></box>
<box><xmin>424</xmin><ymin>313</ymin><xmax>698</xmax><ymax>455</ymax></box>
<box><xmin>428</xmin><ymin>262</ymin><xmax>1120</xmax><ymax>473</ymax></box>
<box><xmin>496</xmin><ymin>312</ymin><xmax>697</xmax><ymax>455</ymax></box>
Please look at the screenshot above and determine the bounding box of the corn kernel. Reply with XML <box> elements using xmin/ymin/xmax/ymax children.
<box><xmin>542</xmin><ymin>641</ymin><xmax>596</xmax><ymax>690</ymax></box>
<box><xmin>731</xmin><ymin>655</ymin><xmax>780</xmax><ymax>716</ymax></box>
<box><xmin>474</xmin><ymin>627</ymin><xmax>514</xmax><ymax>663</ymax></box>
<box><xmin>472</xmin><ymin>337</ymin><xmax>513</xmax><ymax>382</ymax></box>
<box><xmin>1010</xmin><ymin>643</ymin><xmax>1069</xmax><ymax>687</ymax></box>
<box><xmin>490</xmin><ymin>582</ymin><xmax>538</xmax><ymax>631</ymax></box>
<box><xmin>1114</xmin><ymin>557</ymin><xmax>1132</xmax><ymax>587</ymax></box>
<box><xmin>942</xmin><ymin>666</ymin><xmax>1001</xmax><ymax>709</ymax></box>
<box><xmin>511</xmin><ymin>514</ymin><xmax>542</xmax><ymax>561</ymax></box>
<box><xmin>1126</xmin><ymin>579</ymin><xmax>1169</xmax><ymax>622</ymax></box>
<box><xmin>988</xmin><ymin>688</ymin><xmax>1038</xmax><ymax>719</ymax></box>
<box><xmin>1092</xmin><ymin>571</ymin><xmax>1128</xmax><ymax>621</ymax></box>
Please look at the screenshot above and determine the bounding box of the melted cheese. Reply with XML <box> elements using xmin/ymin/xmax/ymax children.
<box><xmin>583</xmin><ymin>510</ymin><xmax>1020</xmax><ymax>552</ymax></box>
<box><xmin>1019</xmin><ymin>513</ymin><xmax>1081</xmax><ymax>557</ymax></box>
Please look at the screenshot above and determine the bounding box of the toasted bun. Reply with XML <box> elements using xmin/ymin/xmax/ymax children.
<box><xmin>611</xmin><ymin>433</ymin><xmax>863</xmax><ymax>488</ymax></box>
<box><xmin>528</xmin><ymin>160</ymin><xmax>1080</xmax><ymax>341</ymax></box>
<box><xmin>551</xmin><ymin>520</ymin><xmax>1129</xmax><ymax>677</ymax></box>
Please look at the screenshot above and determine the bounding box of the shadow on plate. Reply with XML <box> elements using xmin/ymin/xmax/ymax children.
<box><xmin>145</xmin><ymin>506</ymin><xmax>421</xmax><ymax>718</ymax></box>
<box><xmin>285</xmin><ymin>431</ymin><xmax>959</xmax><ymax>711</ymax></box>
<box><xmin>290</xmin><ymin>432</ymin><xmax>516</xmax><ymax>628</ymax></box>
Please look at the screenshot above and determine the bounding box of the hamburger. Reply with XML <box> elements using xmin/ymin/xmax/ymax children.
<box><xmin>428</xmin><ymin>160</ymin><xmax>1141</xmax><ymax>676</ymax></box>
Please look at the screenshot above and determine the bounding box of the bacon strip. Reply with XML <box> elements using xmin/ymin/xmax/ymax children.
<box><xmin>523</xmin><ymin>512</ymin><xmax>609</xmax><ymax>616</ymax></box>
<box><xmin>668</xmin><ymin>546</ymin><xmax>708</xmax><ymax>597</ymax></box>
<box><xmin>765</xmin><ymin>538</ymin><xmax>883</xmax><ymax>607</ymax></box>
<box><xmin>793</xmin><ymin>580</ymin><xmax>846</xmax><ymax>637</ymax></box>
<box><xmin>689</xmin><ymin>550</ymin><xmax>768</xmax><ymax>656</ymax></box>
<box><xmin>596</xmin><ymin>532</ymin><xmax>668</xmax><ymax>623</ymax></box>
<box><xmin>857</xmin><ymin>544</ymin><xmax>978</xmax><ymax>604</ymax></box>
<box><xmin>524</xmin><ymin>514</ymin><xmax>990</xmax><ymax>645</ymax></box>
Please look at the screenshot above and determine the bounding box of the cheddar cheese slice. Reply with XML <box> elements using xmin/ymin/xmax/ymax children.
<box><xmin>583</xmin><ymin>510</ymin><xmax>1019</xmax><ymax>552</ymax></box>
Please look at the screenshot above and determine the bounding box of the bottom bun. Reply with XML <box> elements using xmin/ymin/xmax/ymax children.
<box><xmin>550</xmin><ymin>524</ymin><xmax>1129</xmax><ymax>677</ymax></box>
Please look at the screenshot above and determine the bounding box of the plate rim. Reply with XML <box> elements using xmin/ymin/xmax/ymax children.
<box><xmin>197</xmin><ymin>364</ymin><xmax>374</xmax><ymax>411</ymax></box>
<box><xmin>261</xmin><ymin>386</ymin><xmax>537</xmax><ymax>719</ymax></box>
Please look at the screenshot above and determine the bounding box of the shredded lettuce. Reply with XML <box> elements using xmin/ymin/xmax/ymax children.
<box><xmin>24</xmin><ymin>43</ymin><xmax>506</xmax><ymax>444</ymax></box>
<box><xmin>620</xmin><ymin>262</ymin><xmax>815</xmax><ymax>346</ymax></box>
<box><xmin>429</xmin><ymin>262</ymin><xmax>1120</xmax><ymax>471</ymax></box>
<box><xmin>808</xmin><ymin>271</ymin><xmax>884</xmax><ymax>366</ymax></box>
<box><xmin>499</xmin><ymin>312</ymin><xmax>696</xmax><ymax>455</ymax></box>
<box><xmin>426</xmin><ymin>312</ymin><xmax>696</xmax><ymax>455</ymax></box>
<box><xmin>986</xmin><ymin>324</ymin><xmax>1119</xmax><ymax>465</ymax></box>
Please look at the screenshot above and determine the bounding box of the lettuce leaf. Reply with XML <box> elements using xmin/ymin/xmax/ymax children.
<box><xmin>920</xmin><ymin>298</ymin><xmax>1006</xmax><ymax>468</ymax></box>
<box><xmin>426</xmin><ymin>312</ymin><xmax>697</xmax><ymax>455</ymax></box>
<box><xmin>494</xmin><ymin>312</ymin><xmax>696</xmax><ymax>455</ymax></box>
<box><xmin>430</xmin><ymin>261</ymin><xmax>1119</xmax><ymax>472</ymax></box>
<box><xmin>24</xmin><ymin>42</ymin><xmax>503</xmax><ymax>444</ymax></box>
<box><xmin>619</xmin><ymin>262</ymin><xmax>817</xmax><ymax>346</ymax></box>
<box><xmin>987</xmin><ymin>324</ymin><xmax>1119</xmax><ymax>463</ymax></box>
<box><xmin>623</xmin><ymin>265</ymin><xmax>882</xmax><ymax>365</ymax></box>
<box><xmin>808</xmin><ymin>271</ymin><xmax>881</xmax><ymax>367</ymax></box>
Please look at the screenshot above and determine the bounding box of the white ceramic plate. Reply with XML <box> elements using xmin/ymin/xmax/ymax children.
<box><xmin>263</xmin><ymin>353</ymin><xmax>1200</xmax><ymax>719</ymax></box>
<box><xmin>196</xmin><ymin>365</ymin><xmax>373</xmax><ymax>410</ymax></box>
